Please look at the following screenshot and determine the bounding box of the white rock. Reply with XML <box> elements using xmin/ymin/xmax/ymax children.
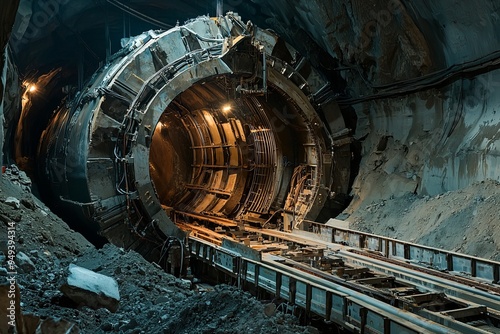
<box><xmin>60</xmin><ymin>264</ymin><xmax>120</xmax><ymax>312</ymax></box>
<box><xmin>5</xmin><ymin>197</ymin><xmax>20</xmax><ymax>209</ymax></box>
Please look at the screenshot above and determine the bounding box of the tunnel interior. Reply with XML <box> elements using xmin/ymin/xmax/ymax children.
<box><xmin>149</xmin><ymin>77</ymin><xmax>328</xmax><ymax>228</ymax></box>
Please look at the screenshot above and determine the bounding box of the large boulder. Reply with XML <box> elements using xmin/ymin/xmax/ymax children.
<box><xmin>60</xmin><ymin>264</ymin><xmax>120</xmax><ymax>312</ymax></box>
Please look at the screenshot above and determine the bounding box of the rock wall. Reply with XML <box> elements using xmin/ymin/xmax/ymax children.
<box><xmin>0</xmin><ymin>0</ymin><xmax>20</xmax><ymax>166</ymax></box>
<box><xmin>344</xmin><ymin>0</ymin><xmax>500</xmax><ymax>211</ymax></box>
<box><xmin>1</xmin><ymin>51</ymin><xmax>21</xmax><ymax>167</ymax></box>
<box><xmin>348</xmin><ymin>71</ymin><xmax>500</xmax><ymax>212</ymax></box>
<box><xmin>249</xmin><ymin>0</ymin><xmax>432</xmax><ymax>87</ymax></box>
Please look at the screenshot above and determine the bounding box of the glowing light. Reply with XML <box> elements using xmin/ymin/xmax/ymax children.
<box><xmin>222</xmin><ymin>104</ymin><xmax>232</xmax><ymax>113</ymax></box>
<box><xmin>28</xmin><ymin>85</ymin><xmax>37</xmax><ymax>93</ymax></box>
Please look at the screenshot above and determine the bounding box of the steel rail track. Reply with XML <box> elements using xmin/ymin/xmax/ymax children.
<box><xmin>182</xmin><ymin>222</ymin><xmax>500</xmax><ymax>333</ymax></box>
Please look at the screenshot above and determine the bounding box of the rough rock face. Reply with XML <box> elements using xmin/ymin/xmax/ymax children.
<box><xmin>253</xmin><ymin>0</ymin><xmax>432</xmax><ymax>84</ymax></box>
<box><xmin>0</xmin><ymin>2</ymin><xmax>19</xmax><ymax>66</ymax></box>
<box><xmin>348</xmin><ymin>70</ymin><xmax>500</xmax><ymax>212</ymax></box>
<box><xmin>339</xmin><ymin>1</ymin><xmax>500</xmax><ymax>209</ymax></box>
<box><xmin>0</xmin><ymin>0</ymin><xmax>20</xmax><ymax>166</ymax></box>
<box><xmin>403</xmin><ymin>1</ymin><xmax>500</xmax><ymax>66</ymax></box>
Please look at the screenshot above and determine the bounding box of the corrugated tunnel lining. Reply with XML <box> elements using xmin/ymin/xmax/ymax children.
<box><xmin>149</xmin><ymin>78</ymin><xmax>308</xmax><ymax>223</ymax></box>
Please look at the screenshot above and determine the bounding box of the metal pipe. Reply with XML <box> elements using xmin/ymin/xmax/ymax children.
<box><xmin>216</xmin><ymin>0</ymin><xmax>223</xmax><ymax>17</ymax></box>
<box><xmin>262</xmin><ymin>50</ymin><xmax>267</xmax><ymax>96</ymax></box>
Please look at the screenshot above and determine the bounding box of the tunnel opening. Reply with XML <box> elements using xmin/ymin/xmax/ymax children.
<box><xmin>149</xmin><ymin>76</ymin><xmax>327</xmax><ymax>230</ymax></box>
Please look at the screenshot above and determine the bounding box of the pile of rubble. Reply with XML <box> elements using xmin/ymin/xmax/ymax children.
<box><xmin>0</xmin><ymin>170</ymin><xmax>319</xmax><ymax>333</ymax></box>
<box><xmin>348</xmin><ymin>179</ymin><xmax>500</xmax><ymax>260</ymax></box>
<box><xmin>2</xmin><ymin>164</ymin><xmax>31</xmax><ymax>191</ymax></box>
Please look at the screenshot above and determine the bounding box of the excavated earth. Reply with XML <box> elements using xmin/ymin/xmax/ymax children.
<box><xmin>0</xmin><ymin>171</ymin><xmax>319</xmax><ymax>334</ymax></box>
<box><xmin>346</xmin><ymin>179</ymin><xmax>500</xmax><ymax>260</ymax></box>
<box><xmin>1</xmin><ymin>167</ymin><xmax>498</xmax><ymax>334</ymax></box>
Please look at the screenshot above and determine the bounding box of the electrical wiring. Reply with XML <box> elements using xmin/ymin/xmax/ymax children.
<box><xmin>106</xmin><ymin>0</ymin><xmax>173</xmax><ymax>30</ymax></box>
<box><xmin>337</xmin><ymin>49</ymin><xmax>500</xmax><ymax>105</ymax></box>
<box><xmin>157</xmin><ymin>237</ymin><xmax>185</xmax><ymax>275</ymax></box>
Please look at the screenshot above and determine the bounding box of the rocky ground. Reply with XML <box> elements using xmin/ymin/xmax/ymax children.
<box><xmin>1</xmin><ymin>164</ymin><xmax>498</xmax><ymax>334</ymax></box>
<box><xmin>0</xmin><ymin>168</ymin><xmax>319</xmax><ymax>334</ymax></box>
<box><xmin>345</xmin><ymin>179</ymin><xmax>500</xmax><ymax>261</ymax></box>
